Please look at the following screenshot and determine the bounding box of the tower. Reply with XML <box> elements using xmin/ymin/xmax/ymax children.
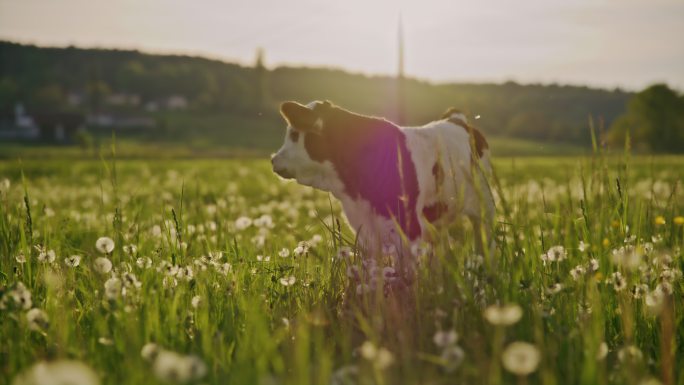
<box><xmin>396</xmin><ymin>14</ymin><xmax>407</xmax><ymax>125</ymax></box>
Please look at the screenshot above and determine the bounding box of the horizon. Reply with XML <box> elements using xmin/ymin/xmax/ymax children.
<box><xmin>0</xmin><ymin>38</ymin><xmax>647</xmax><ymax>93</ymax></box>
<box><xmin>1</xmin><ymin>0</ymin><xmax>683</xmax><ymax>92</ymax></box>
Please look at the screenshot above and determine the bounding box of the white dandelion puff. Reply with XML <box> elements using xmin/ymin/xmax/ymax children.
<box><xmin>433</xmin><ymin>329</ymin><xmax>458</xmax><ymax>348</ymax></box>
<box><xmin>65</xmin><ymin>255</ymin><xmax>81</xmax><ymax>268</ymax></box>
<box><xmin>191</xmin><ymin>295</ymin><xmax>202</xmax><ymax>309</ymax></box>
<box><xmin>484</xmin><ymin>304</ymin><xmax>523</xmax><ymax>326</ymax></box>
<box><xmin>11</xmin><ymin>360</ymin><xmax>100</xmax><ymax>385</ymax></box>
<box><xmin>104</xmin><ymin>277</ymin><xmax>122</xmax><ymax>300</ymax></box>
<box><xmin>93</xmin><ymin>257</ymin><xmax>113</xmax><ymax>274</ymax></box>
<box><xmin>279</xmin><ymin>276</ymin><xmax>296</xmax><ymax>286</ymax></box>
<box><xmin>95</xmin><ymin>237</ymin><xmax>115</xmax><ymax>254</ymax></box>
<box><xmin>26</xmin><ymin>308</ymin><xmax>49</xmax><ymax>331</ymax></box>
<box><xmin>501</xmin><ymin>342</ymin><xmax>541</xmax><ymax>376</ymax></box>
<box><xmin>141</xmin><ymin>343</ymin><xmax>160</xmax><ymax>362</ymax></box>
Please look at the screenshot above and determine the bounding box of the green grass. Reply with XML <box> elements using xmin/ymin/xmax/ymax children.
<box><xmin>0</xmin><ymin>154</ymin><xmax>682</xmax><ymax>385</ymax></box>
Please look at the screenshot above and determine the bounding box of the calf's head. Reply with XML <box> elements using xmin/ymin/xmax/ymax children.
<box><xmin>271</xmin><ymin>101</ymin><xmax>337</xmax><ymax>190</ymax></box>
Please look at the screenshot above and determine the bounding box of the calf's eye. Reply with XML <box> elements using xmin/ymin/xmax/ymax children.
<box><xmin>289</xmin><ymin>130</ymin><xmax>300</xmax><ymax>142</ymax></box>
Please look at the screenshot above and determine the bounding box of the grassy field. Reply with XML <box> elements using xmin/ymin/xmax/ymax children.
<box><xmin>0</xmin><ymin>153</ymin><xmax>682</xmax><ymax>385</ymax></box>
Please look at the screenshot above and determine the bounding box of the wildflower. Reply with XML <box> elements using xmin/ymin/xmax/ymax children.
<box><xmin>235</xmin><ymin>216</ymin><xmax>252</xmax><ymax>231</ymax></box>
<box><xmin>191</xmin><ymin>295</ymin><xmax>202</xmax><ymax>309</ymax></box>
<box><xmin>330</xmin><ymin>365</ymin><xmax>359</xmax><ymax>385</ymax></box>
<box><xmin>122</xmin><ymin>273</ymin><xmax>142</xmax><ymax>289</ymax></box>
<box><xmin>256</xmin><ymin>255</ymin><xmax>271</xmax><ymax>262</ymax></box>
<box><xmin>542</xmin><ymin>245</ymin><xmax>567</xmax><ymax>263</ymax></box>
<box><xmin>611</xmin><ymin>245</ymin><xmax>643</xmax><ymax>269</ymax></box>
<box><xmin>293</xmin><ymin>242</ymin><xmax>308</xmax><ymax>257</ymax></box>
<box><xmin>279</xmin><ymin>276</ymin><xmax>296</xmax><ymax>286</ymax></box>
<box><xmin>136</xmin><ymin>257</ymin><xmax>152</xmax><ymax>269</ymax></box>
<box><xmin>654</xmin><ymin>216</ymin><xmax>666</xmax><ymax>226</ymax></box>
<box><xmin>381</xmin><ymin>243</ymin><xmax>397</xmax><ymax>256</ymax></box>
<box><xmin>65</xmin><ymin>255</ymin><xmax>81</xmax><ymax>268</ymax></box>
<box><xmin>570</xmin><ymin>265</ymin><xmax>586</xmax><ymax>280</ymax></box>
<box><xmin>95</xmin><ymin>237</ymin><xmax>115</xmax><ymax>254</ymax></box>
<box><xmin>310</xmin><ymin>234</ymin><xmax>323</xmax><ymax>246</ymax></box>
<box><xmin>484</xmin><ymin>304</ymin><xmax>523</xmax><ymax>326</ymax></box>
<box><xmin>440</xmin><ymin>345</ymin><xmax>465</xmax><ymax>373</ymax></box>
<box><xmin>618</xmin><ymin>345</ymin><xmax>643</xmax><ymax>363</ymax></box>
<box><xmin>278</xmin><ymin>248</ymin><xmax>290</xmax><ymax>258</ymax></box>
<box><xmin>0</xmin><ymin>177</ymin><xmax>9</xmax><ymax>191</ymax></box>
<box><xmin>11</xmin><ymin>360</ymin><xmax>100</xmax><ymax>385</ymax></box>
<box><xmin>608</xmin><ymin>272</ymin><xmax>626</xmax><ymax>291</ymax></box>
<box><xmin>215</xmin><ymin>263</ymin><xmax>232</xmax><ymax>275</ymax></box>
<box><xmin>15</xmin><ymin>253</ymin><xmax>26</xmax><ymax>264</ymax></box>
<box><xmin>2</xmin><ymin>282</ymin><xmax>32</xmax><ymax>310</ymax></box>
<box><xmin>141</xmin><ymin>343</ymin><xmax>161</xmax><ymax>362</ymax></box>
<box><xmin>152</xmin><ymin>350</ymin><xmax>207</xmax><ymax>384</ymax></box>
<box><xmin>674</xmin><ymin>216</ymin><xmax>684</xmax><ymax>226</ymax></box>
<box><xmin>645</xmin><ymin>289</ymin><xmax>665</xmax><ymax>315</ymax></box>
<box><xmin>356</xmin><ymin>283</ymin><xmax>371</xmax><ymax>295</ymax></box>
<box><xmin>336</xmin><ymin>246</ymin><xmax>354</xmax><ymax>260</ymax></box>
<box><xmin>98</xmin><ymin>337</ymin><xmax>114</xmax><ymax>346</ymax></box>
<box><xmin>37</xmin><ymin>248</ymin><xmax>56</xmax><ymax>263</ymax></box>
<box><xmin>94</xmin><ymin>257</ymin><xmax>113</xmax><ymax>274</ymax></box>
<box><xmin>602</xmin><ymin>238</ymin><xmax>610</xmax><ymax>248</ymax></box>
<box><xmin>410</xmin><ymin>242</ymin><xmax>431</xmax><ymax>257</ymax></box>
<box><xmin>631</xmin><ymin>284</ymin><xmax>648</xmax><ymax>299</ymax></box>
<box><xmin>578</xmin><ymin>241</ymin><xmax>589</xmax><ymax>252</ymax></box>
<box><xmin>596</xmin><ymin>342</ymin><xmax>609</xmax><ymax>360</ymax></box>
<box><xmin>588</xmin><ymin>258</ymin><xmax>600</xmax><ymax>272</ymax></box>
<box><xmin>104</xmin><ymin>277</ymin><xmax>122</xmax><ymax>300</ymax></box>
<box><xmin>501</xmin><ymin>342</ymin><xmax>541</xmax><ymax>376</ymax></box>
<box><xmin>656</xmin><ymin>282</ymin><xmax>673</xmax><ymax>295</ymax></box>
<box><xmin>123</xmin><ymin>244</ymin><xmax>137</xmax><ymax>255</ymax></box>
<box><xmin>547</xmin><ymin>283</ymin><xmax>563</xmax><ymax>295</ymax></box>
<box><xmin>433</xmin><ymin>330</ymin><xmax>458</xmax><ymax>348</ymax></box>
<box><xmin>359</xmin><ymin>341</ymin><xmax>394</xmax><ymax>370</ymax></box>
<box><xmin>26</xmin><ymin>308</ymin><xmax>49</xmax><ymax>331</ymax></box>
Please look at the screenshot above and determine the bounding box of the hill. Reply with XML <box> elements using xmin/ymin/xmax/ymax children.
<box><xmin>0</xmin><ymin>41</ymin><xmax>631</xmax><ymax>151</ymax></box>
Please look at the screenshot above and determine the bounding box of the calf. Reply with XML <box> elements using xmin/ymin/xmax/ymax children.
<box><xmin>271</xmin><ymin>101</ymin><xmax>495</xmax><ymax>262</ymax></box>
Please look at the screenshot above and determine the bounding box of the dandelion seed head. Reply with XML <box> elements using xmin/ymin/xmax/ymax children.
<box><xmin>65</xmin><ymin>255</ymin><xmax>81</xmax><ymax>268</ymax></box>
<box><xmin>484</xmin><ymin>304</ymin><xmax>523</xmax><ymax>326</ymax></box>
<box><xmin>26</xmin><ymin>308</ymin><xmax>49</xmax><ymax>331</ymax></box>
<box><xmin>501</xmin><ymin>342</ymin><xmax>541</xmax><ymax>376</ymax></box>
<box><xmin>11</xmin><ymin>360</ymin><xmax>100</xmax><ymax>385</ymax></box>
<box><xmin>433</xmin><ymin>329</ymin><xmax>458</xmax><ymax>348</ymax></box>
<box><xmin>279</xmin><ymin>276</ymin><xmax>296</xmax><ymax>286</ymax></box>
<box><xmin>95</xmin><ymin>237</ymin><xmax>115</xmax><ymax>254</ymax></box>
<box><xmin>94</xmin><ymin>257</ymin><xmax>113</xmax><ymax>274</ymax></box>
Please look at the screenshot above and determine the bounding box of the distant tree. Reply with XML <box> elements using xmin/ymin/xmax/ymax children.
<box><xmin>609</xmin><ymin>84</ymin><xmax>684</xmax><ymax>152</ymax></box>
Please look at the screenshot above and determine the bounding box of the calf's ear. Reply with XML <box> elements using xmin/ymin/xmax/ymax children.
<box><xmin>280</xmin><ymin>101</ymin><xmax>321</xmax><ymax>133</ymax></box>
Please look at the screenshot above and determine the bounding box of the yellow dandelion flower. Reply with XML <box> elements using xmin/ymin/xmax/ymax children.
<box><xmin>654</xmin><ymin>216</ymin><xmax>666</xmax><ymax>226</ymax></box>
<box><xmin>674</xmin><ymin>216</ymin><xmax>684</xmax><ymax>226</ymax></box>
<box><xmin>602</xmin><ymin>238</ymin><xmax>610</xmax><ymax>247</ymax></box>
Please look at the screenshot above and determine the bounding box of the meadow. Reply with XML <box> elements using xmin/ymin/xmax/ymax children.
<box><xmin>0</xmin><ymin>153</ymin><xmax>682</xmax><ymax>385</ymax></box>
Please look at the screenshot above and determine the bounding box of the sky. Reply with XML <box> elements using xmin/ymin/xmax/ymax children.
<box><xmin>1</xmin><ymin>0</ymin><xmax>683</xmax><ymax>91</ymax></box>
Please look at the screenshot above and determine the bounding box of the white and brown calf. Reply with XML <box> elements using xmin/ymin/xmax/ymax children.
<box><xmin>271</xmin><ymin>100</ymin><xmax>495</xmax><ymax>262</ymax></box>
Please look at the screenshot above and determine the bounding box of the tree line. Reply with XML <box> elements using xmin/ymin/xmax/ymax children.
<box><xmin>1</xmin><ymin>41</ymin><xmax>681</xmax><ymax>151</ymax></box>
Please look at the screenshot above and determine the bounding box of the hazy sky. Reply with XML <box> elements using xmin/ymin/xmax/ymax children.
<box><xmin>1</xmin><ymin>0</ymin><xmax>683</xmax><ymax>90</ymax></box>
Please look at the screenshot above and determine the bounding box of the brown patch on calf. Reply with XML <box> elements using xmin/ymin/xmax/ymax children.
<box><xmin>442</xmin><ymin>110</ymin><xmax>489</xmax><ymax>160</ymax></box>
<box><xmin>299</xmin><ymin>101</ymin><xmax>423</xmax><ymax>240</ymax></box>
<box><xmin>432</xmin><ymin>161</ymin><xmax>444</xmax><ymax>186</ymax></box>
<box><xmin>423</xmin><ymin>201</ymin><xmax>448</xmax><ymax>223</ymax></box>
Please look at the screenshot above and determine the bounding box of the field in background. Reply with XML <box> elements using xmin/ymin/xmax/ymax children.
<box><xmin>0</xmin><ymin>155</ymin><xmax>682</xmax><ymax>385</ymax></box>
<box><xmin>0</xmin><ymin>134</ymin><xmax>589</xmax><ymax>161</ymax></box>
